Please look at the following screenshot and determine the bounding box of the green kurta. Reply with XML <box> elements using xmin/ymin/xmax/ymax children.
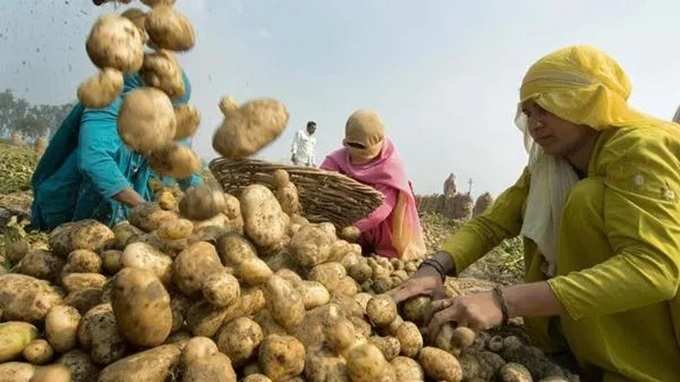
<box><xmin>442</xmin><ymin>125</ymin><xmax>680</xmax><ymax>381</ymax></box>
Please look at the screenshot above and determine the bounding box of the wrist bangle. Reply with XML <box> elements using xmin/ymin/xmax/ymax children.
<box><xmin>418</xmin><ymin>259</ymin><xmax>446</xmax><ymax>282</ymax></box>
<box><xmin>492</xmin><ymin>286</ymin><xmax>510</xmax><ymax>326</ymax></box>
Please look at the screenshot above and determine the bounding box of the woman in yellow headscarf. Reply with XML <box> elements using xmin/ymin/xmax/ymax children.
<box><xmin>390</xmin><ymin>45</ymin><xmax>680</xmax><ymax>381</ymax></box>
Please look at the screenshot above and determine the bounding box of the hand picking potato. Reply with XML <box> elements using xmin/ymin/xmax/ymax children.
<box><xmin>112</xmin><ymin>268</ymin><xmax>173</xmax><ymax>347</ymax></box>
<box><xmin>213</xmin><ymin>97</ymin><xmax>289</xmax><ymax>160</ymax></box>
<box><xmin>145</xmin><ymin>5</ymin><xmax>195</xmax><ymax>51</ymax></box>
<box><xmin>78</xmin><ymin>68</ymin><xmax>124</xmax><ymax>108</ymax></box>
<box><xmin>118</xmin><ymin>87</ymin><xmax>176</xmax><ymax>154</ymax></box>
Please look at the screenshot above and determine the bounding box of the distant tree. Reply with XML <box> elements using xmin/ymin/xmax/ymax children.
<box><xmin>0</xmin><ymin>88</ymin><xmax>75</xmax><ymax>141</ymax></box>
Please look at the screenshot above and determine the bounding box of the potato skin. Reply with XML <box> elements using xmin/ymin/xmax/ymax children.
<box><xmin>16</xmin><ymin>250</ymin><xmax>65</xmax><ymax>283</ymax></box>
<box><xmin>0</xmin><ymin>274</ymin><xmax>64</xmax><ymax>323</ymax></box>
<box><xmin>258</xmin><ymin>335</ymin><xmax>305</xmax><ymax>381</ymax></box>
<box><xmin>395</xmin><ymin>321</ymin><xmax>423</xmax><ymax>358</ymax></box>
<box><xmin>86</xmin><ymin>14</ymin><xmax>144</xmax><ymax>71</ymax></box>
<box><xmin>121</xmin><ymin>242</ymin><xmax>173</xmax><ymax>285</ymax></box>
<box><xmin>239</xmin><ymin>185</ymin><xmax>288</xmax><ymax>248</ymax></box>
<box><xmin>182</xmin><ymin>353</ymin><xmax>237</xmax><ymax>382</ymax></box>
<box><xmin>172</xmin><ymin>241</ymin><xmax>222</xmax><ymax>296</ymax></box>
<box><xmin>366</xmin><ymin>295</ymin><xmax>398</xmax><ymax>327</ymax></box>
<box><xmin>97</xmin><ymin>344</ymin><xmax>182</xmax><ymax>382</ymax></box>
<box><xmin>181</xmin><ymin>336</ymin><xmax>218</xmax><ymax>366</ymax></box>
<box><xmin>22</xmin><ymin>339</ymin><xmax>54</xmax><ymax>365</ymax></box>
<box><xmin>118</xmin><ymin>87</ymin><xmax>176</xmax><ymax>154</ymax></box>
<box><xmin>29</xmin><ymin>365</ymin><xmax>72</xmax><ymax>382</ymax></box>
<box><xmin>78</xmin><ymin>68</ymin><xmax>123</xmax><ymax>108</ymax></box>
<box><xmin>216</xmin><ymin>317</ymin><xmax>263</xmax><ymax>367</ymax></box>
<box><xmin>145</xmin><ymin>5</ymin><xmax>196</xmax><ymax>51</ymax></box>
<box><xmin>0</xmin><ymin>321</ymin><xmax>39</xmax><ymax>363</ymax></box>
<box><xmin>0</xmin><ymin>362</ymin><xmax>35</xmax><ymax>381</ymax></box>
<box><xmin>264</xmin><ymin>275</ymin><xmax>305</xmax><ymax>330</ymax></box>
<box><xmin>202</xmin><ymin>272</ymin><xmax>240</xmax><ymax>307</ymax></box>
<box><xmin>45</xmin><ymin>305</ymin><xmax>81</xmax><ymax>354</ymax></box>
<box><xmin>391</xmin><ymin>356</ymin><xmax>425</xmax><ymax>382</ymax></box>
<box><xmin>111</xmin><ymin>268</ymin><xmax>173</xmax><ymax>347</ymax></box>
<box><xmin>418</xmin><ymin>347</ymin><xmax>463</xmax><ymax>382</ymax></box>
<box><xmin>77</xmin><ymin>304</ymin><xmax>127</xmax><ymax>366</ymax></box>
<box><xmin>57</xmin><ymin>349</ymin><xmax>100</xmax><ymax>382</ymax></box>
<box><xmin>345</xmin><ymin>342</ymin><xmax>392</xmax><ymax>382</ymax></box>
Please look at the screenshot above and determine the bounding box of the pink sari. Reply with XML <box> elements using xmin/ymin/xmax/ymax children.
<box><xmin>321</xmin><ymin>139</ymin><xmax>426</xmax><ymax>259</ymax></box>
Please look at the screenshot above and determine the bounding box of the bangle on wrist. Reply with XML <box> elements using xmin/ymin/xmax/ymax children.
<box><xmin>492</xmin><ymin>286</ymin><xmax>510</xmax><ymax>326</ymax></box>
<box><xmin>418</xmin><ymin>259</ymin><xmax>446</xmax><ymax>282</ymax></box>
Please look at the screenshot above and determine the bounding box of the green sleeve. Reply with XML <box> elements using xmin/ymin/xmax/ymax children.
<box><xmin>549</xmin><ymin>129</ymin><xmax>680</xmax><ymax>320</ymax></box>
<box><xmin>441</xmin><ymin>168</ymin><xmax>529</xmax><ymax>273</ymax></box>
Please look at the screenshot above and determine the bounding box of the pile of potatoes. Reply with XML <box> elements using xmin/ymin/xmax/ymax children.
<box><xmin>0</xmin><ymin>175</ymin><xmax>576</xmax><ymax>381</ymax></box>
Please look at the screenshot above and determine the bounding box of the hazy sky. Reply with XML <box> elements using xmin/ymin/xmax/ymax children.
<box><xmin>2</xmin><ymin>0</ymin><xmax>680</xmax><ymax>197</ymax></box>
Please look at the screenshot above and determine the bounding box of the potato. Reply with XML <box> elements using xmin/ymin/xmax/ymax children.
<box><xmin>77</xmin><ymin>304</ymin><xmax>127</xmax><ymax>365</ymax></box>
<box><xmin>340</xmin><ymin>226</ymin><xmax>361</xmax><ymax>243</ymax></box>
<box><xmin>97</xmin><ymin>344</ymin><xmax>182</xmax><ymax>382</ymax></box>
<box><xmin>62</xmin><ymin>273</ymin><xmax>107</xmax><ymax>293</ymax></box>
<box><xmin>85</xmin><ymin>14</ymin><xmax>144</xmax><ymax>71</ymax></box>
<box><xmin>262</xmin><ymin>276</ymin><xmax>304</xmax><ymax>331</ymax></box>
<box><xmin>22</xmin><ymin>340</ymin><xmax>53</xmax><ymax>365</ymax></box>
<box><xmin>239</xmin><ymin>185</ymin><xmax>288</xmax><ymax>248</ymax></box>
<box><xmin>165</xmin><ymin>331</ymin><xmax>191</xmax><ymax>348</ymax></box>
<box><xmin>181</xmin><ymin>336</ymin><xmax>217</xmax><ymax>366</ymax></box>
<box><xmin>121</xmin><ymin>242</ymin><xmax>173</xmax><ymax>285</ymax></box>
<box><xmin>140</xmin><ymin>50</ymin><xmax>184</xmax><ymax>98</ymax></box>
<box><xmin>391</xmin><ymin>356</ymin><xmax>424</xmax><ymax>382</ymax></box>
<box><xmin>156</xmin><ymin>189</ymin><xmax>178</xmax><ymax>211</ymax></box>
<box><xmin>0</xmin><ymin>274</ymin><xmax>63</xmax><ymax>322</ymax></box>
<box><xmin>145</xmin><ymin>5</ymin><xmax>195</xmax><ymax>51</ymax></box>
<box><xmin>112</xmin><ymin>268</ymin><xmax>172</xmax><ymax>347</ymax></box>
<box><xmin>333</xmin><ymin>276</ymin><xmax>360</xmax><ymax>297</ymax></box>
<box><xmin>129</xmin><ymin>203</ymin><xmax>178</xmax><ymax>232</ymax></box>
<box><xmin>78</xmin><ymin>68</ymin><xmax>124</xmax><ymax>108</ymax></box>
<box><xmin>349</xmin><ymin>316</ymin><xmax>372</xmax><ymax>339</ymax></box>
<box><xmin>64</xmin><ymin>249</ymin><xmax>102</xmax><ymax>274</ymax></box>
<box><xmin>112</xmin><ymin>221</ymin><xmax>144</xmax><ymax>249</ymax></box>
<box><xmin>16</xmin><ymin>250</ymin><xmax>64</xmax><ymax>283</ymax></box>
<box><xmin>330</xmin><ymin>294</ymin><xmax>365</xmax><ymax>319</ymax></box>
<box><xmin>304</xmin><ymin>346</ymin><xmax>350</xmax><ymax>382</ymax></box>
<box><xmin>173</xmin><ymin>104</ymin><xmax>200</xmax><ymax>141</ymax></box>
<box><xmin>418</xmin><ymin>347</ymin><xmax>463</xmax><ymax>382</ymax></box>
<box><xmin>451</xmin><ymin>327</ymin><xmax>476</xmax><ymax>353</ymax></box>
<box><xmin>186</xmin><ymin>301</ymin><xmax>228</xmax><ymax>338</ymax></box>
<box><xmin>345</xmin><ymin>342</ymin><xmax>393</xmax><ymax>382</ymax></box>
<box><xmin>223</xmin><ymin>287</ymin><xmax>266</xmax><ymax>322</ymax></box>
<box><xmin>45</xmin><ymin>306</ymin><xmax>81</xmax><ymax>354</ymax></box>
<box><xmin>182</xmin><ymin>352</ymin><xmax>237</xmax><ymax>382</ymax></box>
<box><xmin>354</xmin><ymin>293</ymin><xmax>372</xmax><ymax>312</ymax></box>
<box><xmin>179</xmin><ymin>185</ymin><xmax>226</xmax><ymax>221</ymax></box>
<box><xmin>308</xmin><ymin>262</ymin><xmax>346</xmax><ymax>290</ymax></box>
<box><xmin>274</xmin><ymin>180</ymin><xmax>301</xmax><ymax>216</ymax></box>
<box><xmin>289</xmin><ymin>225</ymin><xmax>335</xmax><ymax>268</ymax></box>
<box><xmin>0</xmin><ymin>362</ymin><xmax>35</xmax><ymax>382</ymax></box>
<box><xmin>216</xmin><ymin>317</ymin><xmax>263</xmax><ymax>367</ymax></box>
<box><xmin>488</xmin><ymin>335</ymin><xmax>505</xmax><ymax>352</ymax></box>
<box><xmin>499</xmin><ymin>363</ymin><xmax>532</xmax><ymax>382</ymax></box>
<box><xmin>172</xmin><ymin>241</ymin><xmax>222</xmax><ymax>296</ymax></box>
<box><xmin>395</xmin><ymin>322</ymin><xmax>422</xmax><ymax>358</ymax></box>
<box><xmin>6</xmin><ymin>240</ymin><xmax>29</xmax><ymax>263</ymax></box>
<box><xmin>242</xmin><ymin>375</ymin><xmax>272</xmax><ymax>382</ymax></box>
<box><xmin>236</xmin><ymin>257</ymin><xmax>273</xmax><ymax>287</ymax></box>
<box><xmin>296</xmin><ymin>280</ymin><xmax>330</xmax><ymax>310</ymax></box>
<box><xmin>119</xmin><ymin>87</ymin><xmax>176</xmax><ymax>154</ymax></box>
<box><xmin>101</xmin><ymin>250</ymin><xmax>123</xmax><ymax>275</ymax></box>
<box><xmin>57</xmin><ymin>350</ymin><xmax>99</xmax><ymax>382</ymax></box>
<box><xmin>149</xmin><ymin>143</ymin><xmax>200</xmax><ymax>179</ymax></box>
<box><xmin>347</xmin><ymin>262</ymin><xmax>372</xmax><ymax>285</ymax></box>
<box><xmin>29</xmin><ymin>365</ymin><xmax>71</xmax><ymax>382</ymax></box>
<box><xmin>323</xmin><ymin>316</ymin><xmax>360</xmax><ymax>355</ymax></box>
<box><xmin>200</xmin><ymin>272</ymin><xmax>238</xmax><ymax>307</ymax></box>
<box><xmin>381</xmin><ymin>315</ymin><xmax>404</xmax><ymax>338</ymax></box>
<box><xmin>401</xmin><ymin>296</ymin><xmax>432</xmax><ymax>326</ymax></box>
<box><xmin>64</xmin><ymin>288</ymin><xmax>103</xmax><ymax>316</ymax></box>
<box><xmin>213</xmin><ymin>96</ymin><xmax>289</xmax><ymax>160</ymax></box>
<box><xmin>366</xmin><ymin>295</ymin><xmax>397</xmax><ymax>327</ymax></box>
<box><xmin>258</xmin><ymin>335</ymin><xmax>305</xmax><ymax>381</ymax></box>
<box><xmin>275</xmin><ymin>268</ymin><xmax>303</xmax><ymax>284</ymax></box>
<box><xmin>0</xmin><ymin>322</ymin><xmax>38</xmax><ymax>362</ymax></box>
<box><xmin>253</xmin><ymin>309</ymin><xmax>287</xmax><ymax>338</ymax></box>
<box><xmin>170</xmin><ymin>294</ymin><xmax>191</xmax><ymax>333</ymax></box>
<box><xmin>120</xmin><ymin>7</ymin><xmax>147</xmax><ymax>33</ymax></box>
<box><xmin>48</xmin><ymin>220</ymin><xmax>114</xmax><ymax>257</ymax></box>
<box><xmin>369</xmin><ymin>336</ymin><xmax>401</xmax><ymax>361</ymax></box>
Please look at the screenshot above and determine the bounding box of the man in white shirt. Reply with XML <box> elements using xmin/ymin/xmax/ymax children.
<box><xmin>291</xmin><ymin>121</ymin><xmax>317</xmax><ymax>167</ymax></box>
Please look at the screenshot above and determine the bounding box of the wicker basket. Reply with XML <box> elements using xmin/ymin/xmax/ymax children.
<box><xmin>209</xmin><ymin>158</ymin><xmax>384</xmax><ymax>228</ymax></box>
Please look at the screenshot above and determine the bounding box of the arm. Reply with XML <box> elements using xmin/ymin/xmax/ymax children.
<box><xmin>548</xmin><ymin>135</ymin><xmax>680</xmax><ymax>320</ymax></box>
<box><xmin>354</xmin><ymin>185</ymin><xmax>399</xmax><ymax>232</ymax></box>
<box><xmin>177</xmin><ymin>173</ymin><xmax>203</xmax><ymax>190</ymax></box>
<box><xmin>320</xmin><ymin>156</ymin><xmax>341</xmax><ymax>171</ymax></box>
<box><xmin>77</xmin><ymin>101</ymin><xmax>142</xmax><ymax>207</ymax></box>
<box><xmin>291</xmin><ymin>131</ymin><xmax>300</xmax><ymax>156</ymax></box>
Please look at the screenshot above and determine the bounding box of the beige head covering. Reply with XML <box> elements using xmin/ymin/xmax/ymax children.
<box><xmin>344</xmin><ymin>110</ymin><xmax>385</xmax><ymax>161</ymax></box>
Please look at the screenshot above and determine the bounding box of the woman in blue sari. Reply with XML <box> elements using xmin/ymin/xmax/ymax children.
<box><xmin>31</xmin><ymin>72</ymin><xmax>202</xmax><ymax>230</ymax></box>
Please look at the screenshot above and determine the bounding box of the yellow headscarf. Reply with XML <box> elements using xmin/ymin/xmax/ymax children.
<box><xmin>519</xmin><ymin>45</ymin><xmax>653</xmax><ymax>130</ymax></box>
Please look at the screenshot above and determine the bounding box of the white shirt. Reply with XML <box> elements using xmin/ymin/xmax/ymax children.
<box><xmin>291</xmin><ymin>129</ymin><xmax>317</xmax><ymax>166</ymax></box>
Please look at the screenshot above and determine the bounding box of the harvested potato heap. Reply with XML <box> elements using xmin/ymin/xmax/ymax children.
<box><xmin>0</xmin><ymin>179</ymin><xmax>577</xmax><ymax>381</ymax></box>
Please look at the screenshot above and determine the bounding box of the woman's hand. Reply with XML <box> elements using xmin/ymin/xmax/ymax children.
<box><xmin>426</xmin><ymin>292</ymin><xmax>503</xmax><ymax>342</ymax></box>
<box><xmin>387</xmin><ymin>265</ymin><xmax>443</xmax><ymax>304</ymax></box>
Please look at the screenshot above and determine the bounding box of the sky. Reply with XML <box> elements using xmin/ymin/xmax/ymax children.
<box><xmin>2</xmin><ymin>0</ymin><xmax>680</xmax><ymax>198</ymax></box>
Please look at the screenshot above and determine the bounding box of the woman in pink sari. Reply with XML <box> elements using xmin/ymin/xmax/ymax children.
<box><xmin>321</xmin><ymin>110</ymin><xmax>426</xmax><ymax>260</ymax></box>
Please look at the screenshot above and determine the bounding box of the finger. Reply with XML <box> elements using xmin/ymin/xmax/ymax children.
<box><xmin>431</xmin><ymin>298</ymin><xmax>454</xmax><ymax>313</ymax></box>
<box><xmin>427</xmin><ymin>308</ymin><xmax>454</xmax><ymax>344</ymax></box>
